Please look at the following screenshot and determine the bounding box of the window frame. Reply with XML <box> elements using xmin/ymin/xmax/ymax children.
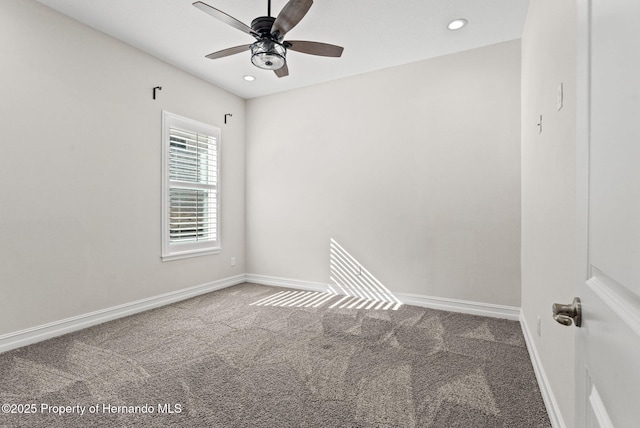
<box><xmin>161</xmin><ymin>111</ymin><xmax>221</xmax><ymax>261</ymax></box>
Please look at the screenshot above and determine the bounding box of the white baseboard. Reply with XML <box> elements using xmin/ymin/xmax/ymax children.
<box><xmin>245</xmin><ymin>274</ymin><xmax>519</xmax><ymax>320</ymax></box>
<box><xmin>397</xmin><ymin>292</ymin><xmax>520</xmax><ymax>320</ymax></box>
<box><xmin>520</xmin><ymin>312</ymin><xmax>566</xmax><ymax>428</ymax></box>
<box><xmin>245</xmin><ymin>274</ymin><xmax>329</xmax><ymax>293</ymax></box>
<box><xmin>0</xmin><ymin>274</ymin><xmax>246</xmax><ymax>354</ymax></box>
<box><xmin>1</xmin><ymin>273</ymin><xmax>523</xmax><ymax>360</ymax></box>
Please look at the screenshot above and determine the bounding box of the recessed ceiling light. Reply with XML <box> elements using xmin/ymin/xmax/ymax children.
<box><xmin>243</xmin><ymin>75</ymin><xmax>256</xmax><ymax>82</ymax></box>
<box><xmin>447</xmin><ymin>19</ymin><xmax>468</xmax><ymax>31</ymax></box>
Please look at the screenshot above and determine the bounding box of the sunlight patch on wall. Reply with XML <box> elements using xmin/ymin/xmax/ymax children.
<box><xmin>329</xmin><ymin>239</ymin><xmax>402</xmax><ymax>310</ymax></box>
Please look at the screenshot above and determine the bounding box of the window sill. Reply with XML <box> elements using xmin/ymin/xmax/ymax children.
<box><xmin>161</xmin><ymin>247</ymin><xmax>221</xmax><ymax>262</ymax></box>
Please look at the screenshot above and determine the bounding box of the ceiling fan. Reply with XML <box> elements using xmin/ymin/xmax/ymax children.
<box><xmin>193</xmin><ymin>0</ymin><xmax>344</xmax><ymax>78</ymax></box>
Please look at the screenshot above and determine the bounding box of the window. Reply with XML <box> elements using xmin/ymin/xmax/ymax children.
<box><xmin>162</xmin><ymin>111</ymin><xmax>220</xmax><ymax>261</ymax></box>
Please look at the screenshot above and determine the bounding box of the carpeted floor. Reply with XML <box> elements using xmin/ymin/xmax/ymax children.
<box><xmin>0</xmin><ymin>283</ymin><xmax>550</xmax><ymax>427</ymax></box>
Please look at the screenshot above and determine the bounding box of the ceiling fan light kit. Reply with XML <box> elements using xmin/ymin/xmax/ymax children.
<box><xmin>251</xmin><ymin>39</ymin><xmax>286</xmax><ymax>70</ymax></box>
<box><xmin>193</xmin><ymin>0</ymin><xmax>343</xmax><ymax>78</ymax></box>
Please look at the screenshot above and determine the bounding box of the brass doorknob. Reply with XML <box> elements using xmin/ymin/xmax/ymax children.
<box><xmin>552</xmin><ymin>297</ymin><xmax>582</xmax><ymax>327</ymax></box>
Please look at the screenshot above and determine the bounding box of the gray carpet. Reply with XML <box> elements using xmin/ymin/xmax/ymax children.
<box><xmin>0</xmin><ymin>283</ymin><xmax>550</xmax><ymax>427</ymax></box>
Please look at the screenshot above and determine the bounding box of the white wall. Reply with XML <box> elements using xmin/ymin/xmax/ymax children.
<box><xmin>246</xmin><ymin>40</ymin><xmax>522</xmax><ymax>307</ymax></box>
<box><xmin>521</xmin><ymin>0</ymin><xmax>577</xmax><ymax>426</ymax></box>
<box><xmin>0</xmin><ymin>0</ymin><xmax>246</xmax><ymax>336</ymax></box>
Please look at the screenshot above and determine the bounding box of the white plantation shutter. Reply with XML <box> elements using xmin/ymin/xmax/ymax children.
<box><xmin>168</xmin><ymin>128</ymin><xmax>217</xmax><ymax>242</ymax></box>
<box><xmin>168</xmin><ymin>189</ymin><xmax>216</xmax><ymax>242</ymax></box>
<box><xmin>162</xmin><ymin>112</ymin><xmax>220</xmax><ymax>260</ymax></box>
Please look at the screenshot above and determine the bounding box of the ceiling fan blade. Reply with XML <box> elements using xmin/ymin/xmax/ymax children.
<box><xmin>271</xmin><ymin>0</ymin><xmax>313</xmax><ymax>39</ymax></box>
<box><xmin>205</xmin><ymin>44</ymin><xmax>252</xmax><ymax>60</ymax></box>
<box><xmin>286</xmin><ymin>41</ymin><xmax>344</xmax><ymax>57</ymax></box>
<box><xmin>193</xmin><ymin>1</ymin><xmax>257</xmax><ymax>37</ymax></box>
<box><xmin>274</xmin><ymin>64</ymin><xmax>289</xmax><ymax>78</ymax></box>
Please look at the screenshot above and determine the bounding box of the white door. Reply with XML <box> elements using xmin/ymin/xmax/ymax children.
<box><xmin>574</xmin><ymin>0</ymin><xmax>640</xmax><ymax>427</ymax></box>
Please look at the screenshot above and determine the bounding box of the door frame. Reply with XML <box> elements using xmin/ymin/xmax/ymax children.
<box><xmin>575</xmin><ymin>0</ymin><xmax>591</xmax><ymax>425</ymax></box>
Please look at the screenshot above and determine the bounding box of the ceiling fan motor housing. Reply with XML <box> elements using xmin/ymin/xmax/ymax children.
<box><xmin>250</xmin><ymin>16</ymin><xmax>287</xmax><ymax>70</ymax></box>
<box><xmin>251</xmin><ymin>16</ymin><xmax>276</xmax><ymax>37</ymax></box>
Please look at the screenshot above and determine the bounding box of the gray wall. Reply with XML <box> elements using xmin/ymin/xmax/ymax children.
<box><xmin>521</xmin><ymin>0</ymin><xmax>577</xmax><ymax>426</ymax></box>
<box><xmin>246</xmin><ymin>40</ymin><xmax>522</xmax><ymax>306</ymax></box>
<box><xmin>0</xmin><ymin>0</ymin><xmax>246</xmax><ymax>335</ymax></box>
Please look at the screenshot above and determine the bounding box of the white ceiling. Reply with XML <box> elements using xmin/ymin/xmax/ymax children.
<box><xmin>36</xmin><ymin>0</ymin><xmax>530</xmax><ymax>99</ymax></box>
